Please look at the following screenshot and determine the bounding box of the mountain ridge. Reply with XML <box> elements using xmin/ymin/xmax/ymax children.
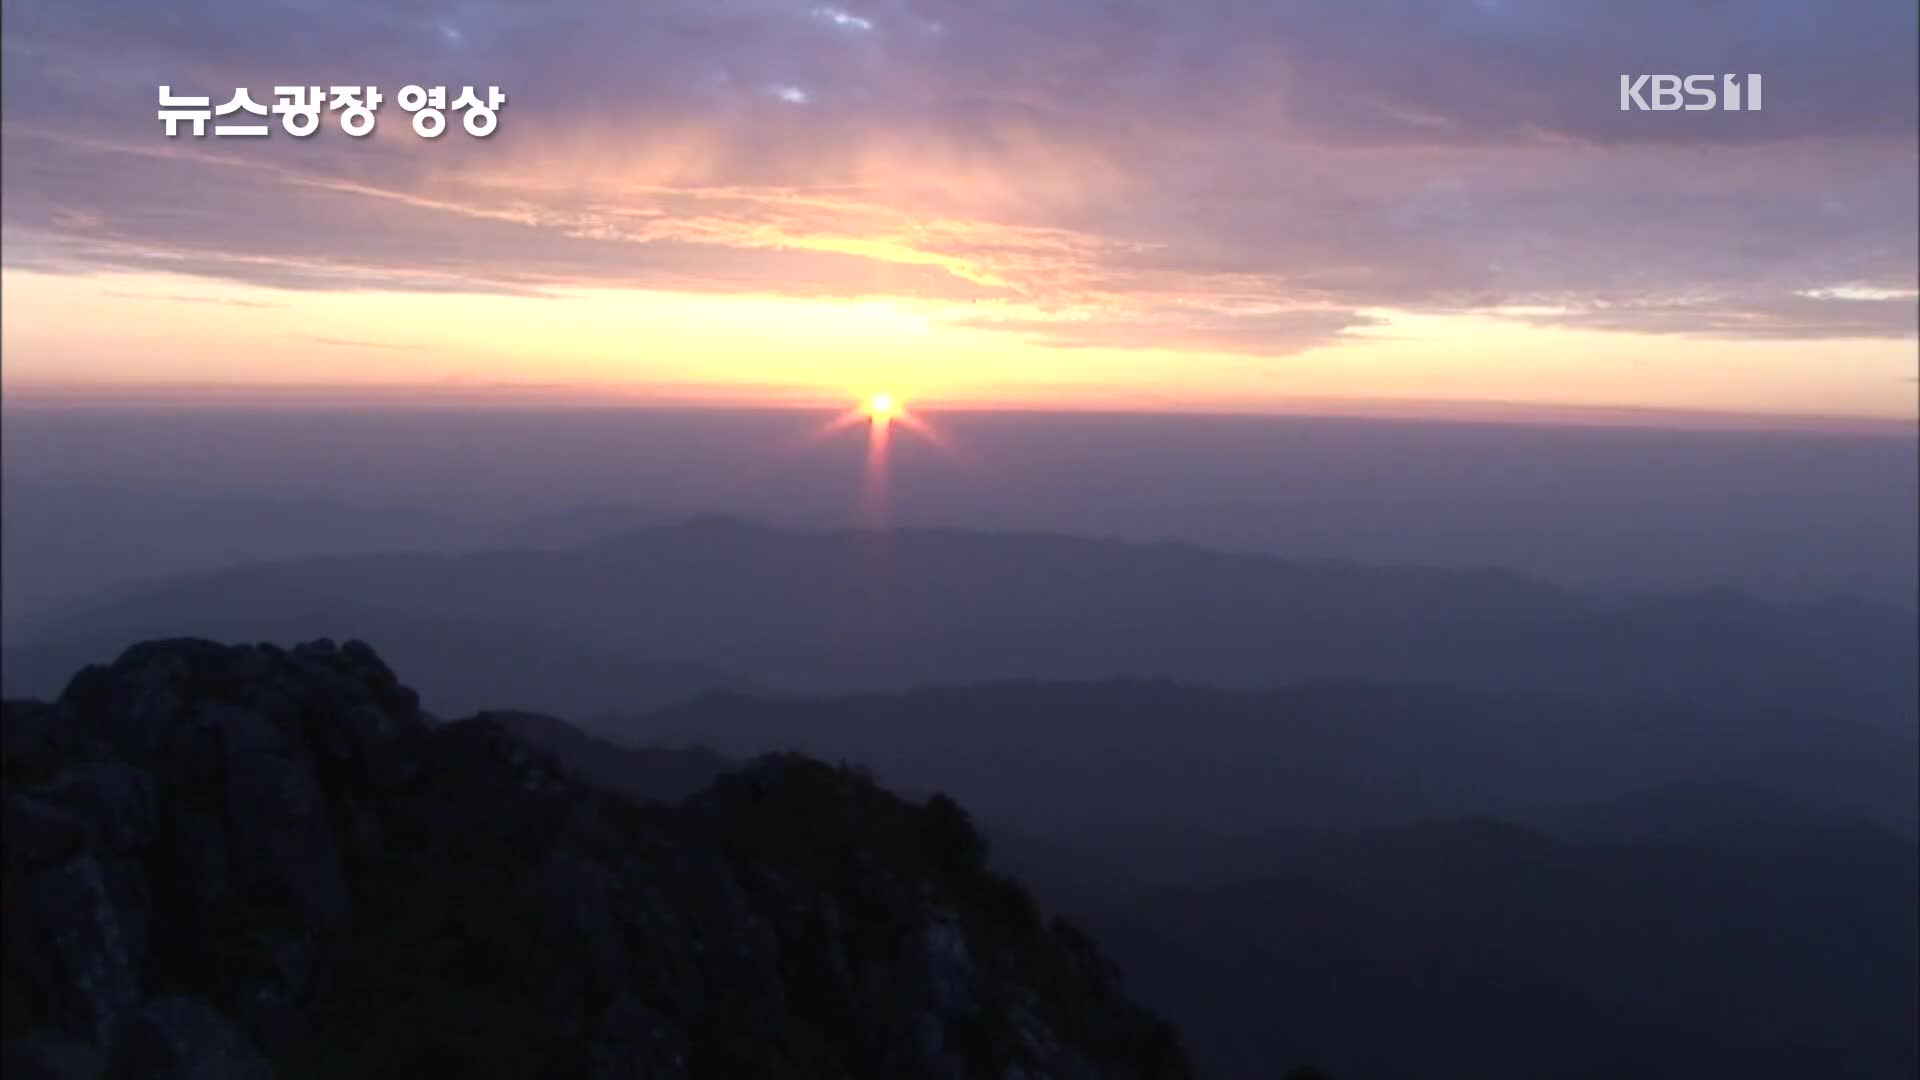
<box><xmin>2</xmin><ymin>637</ymin><xmax>1191</xmax><ymax>1079</ymax></box>
<box><xmin>14</xmin><ymin>519</ymin><xmax>1914</xmax><ymax>726</ymax></box>
<box><xmin>602</xmin><ymin>677</ymin><xmax>1919</xmax><ymax>836</ymax></box>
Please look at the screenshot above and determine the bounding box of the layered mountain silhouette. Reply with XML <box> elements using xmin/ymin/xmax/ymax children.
<box><xmin>0</xmin><ymin>477</ymin><xmax>674</xmax><ymax>633</ymax></box>
<box><xmin>606</xmin><ymin>680</ymin><xmax>1917</xmax><ymax>836</ymax></box>
<box><xmin>1002</xmin><ymin>793</ymin><xmax>1919</xmax><ymax>1080</ymax></box>
<box><xmin>600</xmin><ymin>685</ymin><xmax>1920</xmax><ymax>1078</ymax></box>
<box><xmin>6</xmin><ymin>638</ymin><xmax>1912</xmax><ymax>1080</ymax></box>
<box><xmin>10</xmin><ymin>518</ymin><xmax>1915</xmax><ymax>725</ymax></box>
<box><xmin>8</xmin><ymin>517</ymin><xmax>1913</xmax><ymax>1078</ymax></box>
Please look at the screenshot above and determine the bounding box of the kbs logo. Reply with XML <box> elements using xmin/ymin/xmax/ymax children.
<box><xmin>1619</xmin><ymin>74</ymin><xmax>1763</xmax><ymax>111</ymax></box>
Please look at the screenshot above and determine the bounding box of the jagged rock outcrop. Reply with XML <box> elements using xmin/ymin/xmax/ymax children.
<box><xmin>2</xmin><ymin>639</ymin><xmax>1189</xmax><ymax>1079</ymax></box>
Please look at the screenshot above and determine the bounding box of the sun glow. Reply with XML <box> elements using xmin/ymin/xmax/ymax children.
<box><xmin>781</xmin><ymin>392</ymin><xmax>968</xmax><ymax>528</ymax></box>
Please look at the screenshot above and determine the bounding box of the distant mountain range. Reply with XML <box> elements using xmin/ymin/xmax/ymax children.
<box><xmin>603</xmin><ymin>681</ymin><xmax>1918</xmax><ymax>1078</ymax></box>
<box><xmin>9</xmin><ymin>517</ymin><xmax>1916</xmax><ymax>725</ymax></box>
<box><xmin>1032</xmin><ymin>795</ymin><xmax>1918</xmax><ymax>1080</ymax></box>
<box><xmin>594</xmin><ymin>674</ymin><xmax>1920</xmax><ymax>1077</ymax></box>
<box><xmin>0</xmin><ymin>477</ymin><xmax>675</xmax><ymax>630</ymax></box>
<box><xmin>606</xmin><ymin>679</ymin><xmax>1918</xmax><ymax>837</ymax></box>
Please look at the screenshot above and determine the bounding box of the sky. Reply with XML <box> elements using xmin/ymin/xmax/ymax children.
<box><xmin>2</xmin><ymin>0</ymin><xmax>1916</xmax><ymax>424</ymax></box>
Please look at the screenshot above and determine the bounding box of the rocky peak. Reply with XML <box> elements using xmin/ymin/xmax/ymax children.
<box><xmin>3</xmin><ymin>638</ymin><xmax>1189</xmax><ymax>1079</ymax></box>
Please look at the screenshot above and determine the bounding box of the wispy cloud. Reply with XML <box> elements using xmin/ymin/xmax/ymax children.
<box><xmin>1</xmin><ymin>0</ymin><xmax>1914</xmax><ymax>357</ymax></box>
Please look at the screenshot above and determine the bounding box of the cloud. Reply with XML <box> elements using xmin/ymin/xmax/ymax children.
<box><xmin>1</xmin><ymin>0</ymin><xmax>1915</xmax><ymax>357</ymax></box>
<box><xmin>1505</xmin><ymin>293</ymin><xmax>1920</xmax><ymax>339</ymax></box>
<box><xmin>947</xmin><ymin>304</ymin><xmax>1383</xmax><ymax>356</ymax></box>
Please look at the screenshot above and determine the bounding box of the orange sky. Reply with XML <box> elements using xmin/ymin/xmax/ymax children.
<box><xmin>2</xmin><ymin>3</ymin><xmax>1916</xmax><ymax>427</ymax></box>
<box><xmin>3</xmin><ymin>268</ymin><xmax>1915</xmax><ymax>427</ymax></box>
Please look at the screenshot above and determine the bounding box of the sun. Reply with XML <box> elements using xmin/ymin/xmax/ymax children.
<box><xmin>864</xmin><ymin>392</ymin><xmax>899</xmax><ymax>421</ymax></box>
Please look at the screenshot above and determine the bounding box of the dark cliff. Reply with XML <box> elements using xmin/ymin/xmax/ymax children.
<box><xmin>2</xmin><ymin>639</ymin><xmax>1189</xmax><ymax>1079</ymax></box>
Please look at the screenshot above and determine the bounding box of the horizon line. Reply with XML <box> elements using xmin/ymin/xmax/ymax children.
<box><xmin>2</xmin><ymin>379</ymin><xmax>1915</xmax><ymax>438</ymax></box>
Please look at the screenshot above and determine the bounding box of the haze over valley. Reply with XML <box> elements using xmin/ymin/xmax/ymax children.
<box><xmin>5</xmin><ymin>404</ymin><xmax>1915</xmax><ymax>1078</ymax></box>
